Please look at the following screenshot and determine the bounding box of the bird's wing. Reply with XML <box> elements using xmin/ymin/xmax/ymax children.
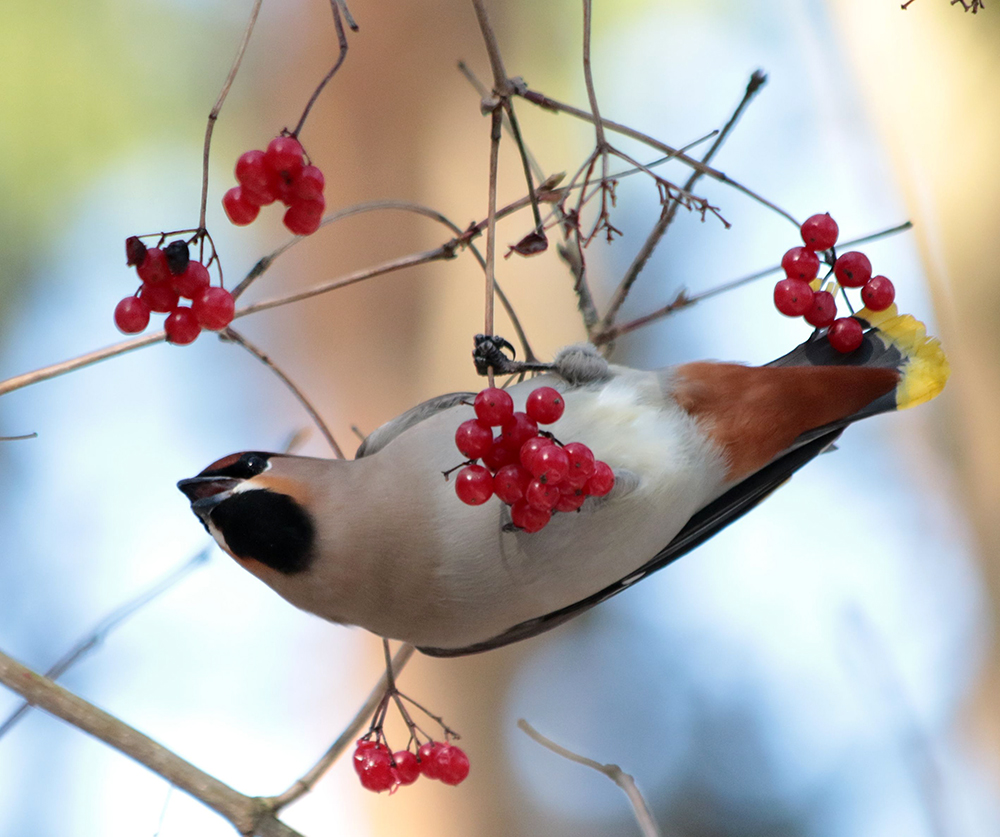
<box><xmin>355</xmin><ymin>392</ymin><xmax>475</xmax><ymax>458</ymax></box>
<box><xmin>416</xmin><ymin>427</ymin><xmax>842</xmax><ymax>657</ymax></box>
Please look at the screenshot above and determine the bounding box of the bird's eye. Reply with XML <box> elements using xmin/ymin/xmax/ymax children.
<box><xmin>198</xmin><ymin>451</ymin><xmax>273</xmax><ymax>480</ymax></box>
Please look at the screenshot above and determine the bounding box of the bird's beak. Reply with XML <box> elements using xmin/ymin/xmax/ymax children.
<box><xmin>177</xmin><ymin>476</ymin><xmax>240</xmax><ymax>522</ymax></box>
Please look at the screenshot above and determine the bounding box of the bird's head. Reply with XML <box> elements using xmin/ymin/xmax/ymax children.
<box><xmin>177</xmin><ymin>451</ymin><xmax>317</xmax><ymax>575</ymax></box>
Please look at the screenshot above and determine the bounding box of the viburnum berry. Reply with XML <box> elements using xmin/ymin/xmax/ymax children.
<box><xmin>518</xmin><ymin>437</ymin><xmax>550</xmax><ymax>472</ymax></box>
<box><xmin>455</xmin><ymin>419</ymin><xmax>493</xmax><ymax>459</ymax></box>
<box><xmin>264</xmin><ymin>136</ymin><xmax>305</xmax><ymax>178</ymax></box>
<box><xmin>525</xmin><ymin>387</ymin><xmax>565</xmax><ymax>424</ymax></box>
<box><xmin>292</xmin><ymin>165</ymin><xmax>325</xmax><ymax>202</ymax></box>
<box><xmin>804</xmin><ymin>290</ymin><xmax>838</xmax><ymax>328</ymax></box>
<box><xmin>431</xmin><ymin>744</ymin><xmax>470</xmax><ymax>786</ymax></box>
<box><xmin>510</xmin><ymin>500</ymin><xmax>551</xmax><ymax>533</ymax></box>
<box><xmin>500</xmin><ymin>412</ymin><xmax>539</xmax><ymax>451</ymax></box>
<box><xmin>827</xmin><ymin>317</ymin><xmax>864</xmax><ymax>353</ymax></box>
<box><xmin>173</xmin><ymin>260</ymin><xmax>211</xmax><ymax>299</ymax></box>
<box><xmin>493</xmin><ymin>463</ymin><xmax>531</xmax><ymax>504</ymax></box>
<box><xmin>555</xmin><ymin>487</ymin><xmax>587</xmax><ymax>513</ymax></box>
<box><xmin>353</xmin><ymin>741</ymin><xmax>395</xmax><ymax>793</ymax></box>
<box><xmin>455</xmin><ymin>465</ymin><xmax>493</xmax><ymax>505</ymax></box>
<box><xmin>140</xmin><ymin>281</ymin><xmax>179</xmax><ymax>314</ymax></box>
<box><xmin>137</xmin><ymin>247</ymin><xmax>170</xmax><ymax>284</ymax></box>
<box><xmin>164</xmin><ymin>307</ymin><xmax>201</xmax><ymax>345</ymax></box>
<box><xmin>114</xmin><ymin>296</ymin><xmax>150</xmax><ymax>334</ymax></box>
<box><xmin>193</xmin><ymin>287</ymin><xmax>235</xmax><ymax>331</ymax></box>
<box><xmin>585</xmin><ymin>461</ymin><xmax>615</xmax><ymax>497</ymax></box>
<box><xmin>481</xmin><ymin>439</ymin><xmax>515</xmax><ymax>472</ymax></box>
<box><xmin>474</xmin><ymin>387</ymin><xmax>515</xmax><ymax>426</ymax></box>
<box><xmin>833</xmin><ymin>251</ymin><xmax>872</xmax><ymax>288</ymax></box>
<box><xmin>861</xmin><ymin>275</ymin><xmax>895</xmax><ymax>311</ymax></box>
<box><xmin>392</xmin><ymin>751</ymin><xmax>421</xmax><ymax>786</ymax></box>
<box><xmin>530</xmin><ymin>444</ymin><xmax>570</xmax><ymax>485</ymax></box>
<box><xmin>284</xmin><ymin>198</ymin><xmax>326</xmax><ymax>236</ymax></box>
<box><xmin>800</xmin><ymin>213</ymin><xmax>839</xmax><ymax>251</ymax></box>
<box><xmin>781</xmin><ymin>246</ymin><xmax>820</xmax><ymax>282</ymax></box>
<box><xmin>525</xmin><ymin>478</ymin><xmax>560</xmax><ymax>511</ymax></box>
<box><xmin>164</xmin><ymin>240</ymin><xmax>190</xmax><ymax>276</ymax></box>
<box><xmin>223</xmin><ymin>187</ymin><xmax>260</xmax><ymax>226</ymax></box>
<box><xmin>235</xmin><ymin>150</ymin><xmax>276</xmax><ymax>206</ymax></box>
<box><xmin>773</xmin><ymin>278</ymin><xmax>814</xmax><ymax>317</ymax></box>
<box><xmin>562</xmin><ymin>442</ymin><xmax>596</xmax><ymax>486</ymax></box>
<box><xmin>417</xmin><ymin>742</ymin><xmax>442</xmax><ymax>779</ymax></box>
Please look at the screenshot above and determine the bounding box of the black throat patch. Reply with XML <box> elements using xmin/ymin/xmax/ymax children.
<box><xmin>211</xmin><ymin>489</ymin><xmax>316</xmax><ymax>575</ymax></box>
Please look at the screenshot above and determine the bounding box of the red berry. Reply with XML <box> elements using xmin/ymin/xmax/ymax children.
<box><xmin>555</xmin><ymin>488</ymin><xmax>587</xmax><ymax>513</ymax></box>
<box><xmin>800</xmin><ymin>213</ymin><xmax>839</xmax><ymax>251</ymax></box>
<box><xmin>827</xmin><ymin>317</ymin><xmax>864</xmax><ymax>353</ymax></box>
<box><xmin>585</xmin><ymin>461</ymin><xmax>615</xmax><ymax>497</ymax></box>
<box><xmin>140</xmin><ymin>281</ymin><xmax>179</xmax><ymax>314</ymax></box>
<box><xmin>164</xmin><ymin>307</ymin><xmax>201</xmax><ymax>345</ymax></box>
<box><xmin>114</xmin><ymin>296</ymin><xmax>150</xmax><ymax>334</ymax></box>
<box><xmin>773</xmin><ymin>278</ymin><xmax>814</xmax><ymax>317</ymax></box>
<box><xmin>804</xmin><ymin>290</ymin><xmax>838</xmax><ymax>328</ymax></box>
<box><xmin>833</xmin><ymin>251</ymin><xmax>872</xmax><ymax>288</ymax></box>
<box><xmin>562</xmin><ymin>442</ymin><xmax>596</xmax><ymax>484</ymax></box>
<box><xmin>264</xmin><ymin>136</ymin><xmax>305</xmax><ymax>177</ymax></box>
<box><xmin>861</xmin><ymin>275</ymin><xmax>895</xmax><ymax>311</ymax></box>
<box><xmin>781</xmin><ymin>246</ymin><xmax>820</xmax><ymax>282</ymax></box>
<box><xmin>500</xmin><ymin>412</ymin><xmax>539</xmax><ymax>451</ymax></box>
<box><xmin>455</xmin><ymin>419</ymin><xmax>493</xmax><ymax>459</ymax></box>
<box><xmin>235</xmin><ymin>149</ymin><xmax>276</xmax><ymax>206</ymax></box>
<box><xmin>432</xmin><ymin>744</ymin><xmax>470</xmax><ymax>786</ymax></box>
<box><xmin>193</xmin><ymin>287</ymin><xmax>235</xmax><ymax>331</ymax></box>
<box><xmin>284</xmin><ymin>197</ymin><xmax>325</xmax><ymax>236</ymax></box>
<box><xmin>173</xmin><ymin>260</ymin><xmax>211</xmax><ymax>299</ymax></box>
<box><xmin>519</xmin><ymin>436</ymin><xmax>549</xmax><ymax>472</ymax></box>
<box><xmin>474</xmin><ymin>387</ymin><xmax>515</xmax><ymax>426</ymax></box>
<box><xmin>510</xmin><ymin>500</ymin><xmax>551</xmax><ymax>533</ymax></box>
<box><xmin>125</xmin><ymin>236</ymin><xmax>147</xmax><ymax>268</ymax></box>
<box><xmin>354</xmin><ymin>742</ymin><xmax>395</xmax><ymax>793</ymax></box>
<box><xmin>481</xmin><ymin>439</ymin><xmax>515</xmax><ymax>473</ymax></box>
<box><xmin>392</xmin><ymin>751</ymin><xmax>421</xmax><ymax>786</ymax></box>
<box><xmin>137</xmin><ymin>247</ymin><xmax>170</xmax><ymax>284</ymax></box>
<box><xmin>530</xmin><ymin>445</ymin><xmax>570</xmax><ymax>485</ymax></box>
<box><xmin>223</xmin><ymin>186</ymin><xmax>260</xmax><ymax>226</ymax></box>
<box><xmin>493</xmin><ymin>463</ymin><xmax>531</xmax><ymax>504</ymax></box>
<box><xmin>525</xmin><ymin>478</ymin><xmax>560</xmax><ymax>510</ymax></box>
<box><xmin>292</xmin><ymin>165</ymin><xmax>325</xmax><ymax>201</ymax></box>
<box><xmin>418</xmin><ymin>742</ymin><xmax>442</xmax><ymax>779</ymax></box>
<box><xmin>455</xmin><ymin>465</ymin><xmax>493</xmax><ymax>505</ymax></box>
<box><xmin>525</xmin><ymin>386</ymin><xmax>565</xmax><ymax>424</ymax></box>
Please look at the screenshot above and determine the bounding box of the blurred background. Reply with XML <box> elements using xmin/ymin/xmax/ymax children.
<box><xmin>1</xmin><ymin>0</ymin><xmax>998</xmax><ymax>835</ymax></box>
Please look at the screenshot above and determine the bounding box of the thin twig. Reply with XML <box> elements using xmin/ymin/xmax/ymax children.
<box><xmin>200</xmin><ymin>0</ymin><xmax>264</xmax><ymax>230</ymax></box>
<box><xmin>517</xmin><ymin>719</ymin><xmax>661</xmax><ymax>837</ymax></box>
<box><xmin>0</xmin><ymin>547</ymin><xmax>211</xmax><ymax>741</ymax></box>
<box><xmin>290</xmin><ymin>1</ymin><xmax>356</xmax><ymax>138</ymax></box>
<box><xmin>593</xmin><ymin>221</ymin><xmax>915</xmax><ymax>344</ymax></box>
<box><xmin>0</xmin><ymin>432</ymin><xmax>38</xmax><ymax>441</ymax></box>
<box><xmin>482</xmin><ymin>108</ymin><xmax>502</xmax><ymax>388</ymax></box>
<box><xmin>222</xmin><ymin>328</ymin><xmax>345</xmax><ymax>458</ymax></box>
<box><xmin>0</xmin><ymin>649</ymin><xmax>303</xmax><ymax>837</ymax></box>
<box><xmin>517</xmin><ymin>85</ymin><xmax>799</xmax><ymax>226</ymax></box>
<box><xmin>265</xmin><ymin>643</ymin><xmax>415</xmax><ymax>812</ymax></box>
<box><xmin>601</xmin><ymin>70</ymin><xmax>767</xmax><ymax>330</ymax></box>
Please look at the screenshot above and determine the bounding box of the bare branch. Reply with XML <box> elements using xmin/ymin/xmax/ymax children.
<box><xmin>222</xmin><ymin>328</ymin><xmax>345</xmax><ymax>458</ymax></box>
<box><xmin>518</xmin><ymin>719</ymin><xmax>661</xmax><ymax>837</ymax></box>
<box><xmin>290</xmin><ymin>1</ymin><xmax>356</xmax><ymax>138</ymax></box>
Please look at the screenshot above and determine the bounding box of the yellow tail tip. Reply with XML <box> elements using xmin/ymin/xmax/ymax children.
<box><xmin>859</xmin><ymin>306</ymin><xmax>950</xmax><ymax>409</ymax></box>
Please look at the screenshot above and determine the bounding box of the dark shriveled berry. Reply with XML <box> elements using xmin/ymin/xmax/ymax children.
<box><xmin>164</xmin><ymin>240</ymin><xmax>190</xmax><ymax>276</ymax></box>
<box><xmin>125</xmin><ymin>236</ymin><xmax>147</xmax><ymax>267</ymax></box>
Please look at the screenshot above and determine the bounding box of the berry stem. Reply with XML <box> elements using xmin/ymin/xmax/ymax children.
<box><xmin>199</xmin><ymin>0</ymin><xmax>264</xmax><ymax>231</ymax></box>
<box><xmin>289</xmin><ymin>1</ymin><xmax>357</xmax><ymax>139</ymax></box>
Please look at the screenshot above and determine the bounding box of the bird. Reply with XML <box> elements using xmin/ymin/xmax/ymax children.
<box><xmin>178</xmin><ymin>306</ymin><xmax>948</xmax><ymax>657</ymax></box>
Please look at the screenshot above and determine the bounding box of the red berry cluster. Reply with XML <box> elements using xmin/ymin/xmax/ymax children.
<box><xmin>353</xmin><ymin>739</ymin><xmax>469</xmax><ymax>793</ymax></box>
<box><xmin>223</xmin><ymin>136</ymin><xmax>326</xmax><ymax>236</ymax></box>
<box><xmin>115</xmin><ymin>236</ymin><xmax>235</xmax><ymax>345</ymax></box>
<box><xmin>452</xmin><ymin>386</ymin><xmax>615</xmax><ymax>533</ymax></box>
<box><xmin>774</xmin><ymin>213</ymin><xmax>897</xmax><ymax>354</ymax></box>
